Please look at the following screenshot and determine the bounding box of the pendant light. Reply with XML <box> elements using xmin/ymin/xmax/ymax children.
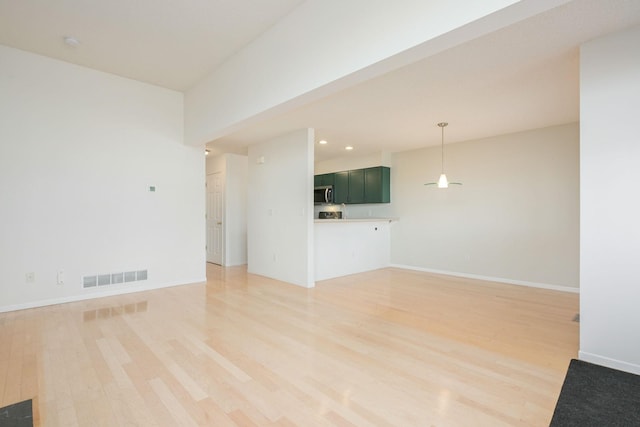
<box><xmin>425</xmin><ymin>122</ymin><xmax>461</xmax><ymax>188</ymax></box>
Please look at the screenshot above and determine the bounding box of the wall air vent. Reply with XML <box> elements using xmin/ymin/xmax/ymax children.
<box><xmin>98</xmin><ymin>274</ymin><xmax>111</xmax><ymax>286</ymax></box>
<box><xmin>83</xmin><ymin>275</ymin><xmax>97</xmax><ymax>288</ymax></box>
<box><xmin>82</xmin><ymin>269</ymin><xmax>148</xmax><ymax>289</ymax></box>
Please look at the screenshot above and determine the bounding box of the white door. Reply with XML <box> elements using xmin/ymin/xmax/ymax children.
<box><xmin>206</xmin><ymin>172</ymin><xmax>224</xmax><ymax>265</ymax></box>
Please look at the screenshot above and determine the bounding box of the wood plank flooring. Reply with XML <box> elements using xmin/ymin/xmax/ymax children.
<box><xmin>0</xmin><ymin>264</ymin><xmax>579</xmax><ymax>426</ymax></box>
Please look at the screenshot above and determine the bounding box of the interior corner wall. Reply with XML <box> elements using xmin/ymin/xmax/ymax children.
<box><xmin>247</xmin><ymin>129</ymin><xmax>314</xmax><ymax>287</ymax></box>
<box><xmin>0</xmin><ymin>45</ymin><xmax>205</xmax><ymax>312</ymax></box>
<box><xmin>579</xmin><ymin>24</ymin><xmax>640</xmax><ymax>375</ymax></box>
<box><xmin>390</xmin><ymin>123</ymin><xmax>579</xmax><ymax>290</ymax></box>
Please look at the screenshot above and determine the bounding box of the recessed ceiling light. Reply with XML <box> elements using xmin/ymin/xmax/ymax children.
<box><xmin>345</xmin><ymin>146</ymin><xmax>354</xmax><ymax>151</ymax></box>
<box><xmin>318</xmin><ymin>140</ymin><xmax>328</xmax><ymax>145</ymax></box>
<box><xmin>63</xmin><ymin>36</ymin><xmax>81</xmax><ymax>47</ymax></box>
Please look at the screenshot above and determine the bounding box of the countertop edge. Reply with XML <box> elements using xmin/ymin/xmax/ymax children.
<box><xmin>314</xmin><ymin>217</ymin><xmax>398</xmax><ymax>223</ymax></box>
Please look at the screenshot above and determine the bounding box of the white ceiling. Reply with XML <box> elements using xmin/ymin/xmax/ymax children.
<box><xmin>1</xmin><ymin>1</ymin><xmax>640</xmax><ymax>162</ymax></box>
<box><xmin>0</xmin><ymin>0</ymin><xmax>303</xmax><ymax>91</ymax></box>
<box><xmin>213</xmin><ymin>0</ymin><xmax>640</xmax><ymax>162</ymax></box>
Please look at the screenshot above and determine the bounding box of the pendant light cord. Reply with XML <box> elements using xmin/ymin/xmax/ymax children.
<box><xmin>438</xmin><ymin>122</ymin><xmax>448</xmax><ymax>174</ymax></box>
<box><xmin>441</xmin><ymin>124</ymin><xmax>445</xmax><ymax>174</ymax></box>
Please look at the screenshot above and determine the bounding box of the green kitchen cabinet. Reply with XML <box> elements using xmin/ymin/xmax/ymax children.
<box><xmin>333</xmin><ymin>170</ymin><xmax>364</xmax><ymax>204</ymax></box>
<box><xmin>330</xmin><ymin>167</ymin><xmax>389</xmax><ymax>204</ymax></box>
<box><xmin>314</xmin><ymin>173</ymin><xmax>334</xmax><ymax>187</ymax></box>
<box><xmin>347</xmin><ymin>169</ymin><xmax>365</xmax><ymax>203</ymax></box>
<box><xmin>364</xmin><ymin>166</ymin><xmax>391</xmax><ymax>203</ymax></box>
<box><xmin>332</xmin><ymin>171</ymin><xmax>349</xmax><ymax>203</ymax></box>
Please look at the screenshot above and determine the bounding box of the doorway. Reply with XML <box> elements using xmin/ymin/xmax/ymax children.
<box><xmin>206</xmin><ymin>172</ymin><xmax>224</xmax><ymax>265</ymax></box>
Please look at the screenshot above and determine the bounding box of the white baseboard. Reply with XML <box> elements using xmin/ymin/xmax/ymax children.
<box><xmin>0</xmin><ymin>276</ymin><xmax>206</xmax><ymax>313</ymax></box>
<box><xmin>389</xmin><ymin>264</ymin><xmax>579</xmax><ymax>293</ymax></box>
<box><xmin>579</xmin><ymin>351</ymin><xmax>640</xmax><ymax>376</ymax></box>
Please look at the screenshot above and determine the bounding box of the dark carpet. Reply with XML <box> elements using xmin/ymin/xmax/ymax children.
<box><xmin>550</xmin><ymin>359</ymin><xmax>640</xmax><ymax>426</ymax></box>
<box><xmin>0</xmin><ymin>399</ymin><xmax>33</xmax><ymax>427</ymax></box>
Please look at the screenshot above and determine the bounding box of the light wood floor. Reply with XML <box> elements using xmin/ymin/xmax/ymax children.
<box><xmin>0</xmin><ymin>264</ymin><xmax>579</xmax><ymax>426</ymax></box>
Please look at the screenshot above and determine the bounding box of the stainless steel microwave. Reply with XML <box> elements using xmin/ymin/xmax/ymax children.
<box><xmin>314</xmin><ymin>185</ymin><xmax>333</xmax><ymax>205</ymax></box>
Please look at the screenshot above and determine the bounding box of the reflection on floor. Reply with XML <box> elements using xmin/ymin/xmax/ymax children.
<box><xmin>82</xmin><ymin>301</ymin><xmax>148</xmax><ymax>322</ymax></box>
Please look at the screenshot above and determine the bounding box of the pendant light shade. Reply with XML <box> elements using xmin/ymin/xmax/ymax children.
<box><xmin>425</xmin><ymin>122</ymin><xmax>461</xmax><ymax>188</ymax></box>
<box><xmin>437</xmin><ymin>173</ymin><xmax>449</xmax><ymax>188</ymax></box>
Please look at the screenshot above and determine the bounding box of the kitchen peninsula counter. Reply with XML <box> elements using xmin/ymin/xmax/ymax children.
<box><xmin>314</xmin><ymin>218</ymin><xmax>395</xmax><ymax>281</ymax></box>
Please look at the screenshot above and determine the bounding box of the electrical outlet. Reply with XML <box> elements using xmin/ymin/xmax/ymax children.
<box><xmin>25</xmin><ymin>272</ymin><xmax>35</xmax><ymax>283</ymax></box>
<box><xmin>57</xmin><ymin>270</ymin><xmax>64</xmax><ymax>286</ymax></box>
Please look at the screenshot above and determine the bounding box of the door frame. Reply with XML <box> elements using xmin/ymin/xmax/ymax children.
<box><xmin>206</xmin><ymin>171</ymin><xmax>224</xmax><ymax>265</ymax></box>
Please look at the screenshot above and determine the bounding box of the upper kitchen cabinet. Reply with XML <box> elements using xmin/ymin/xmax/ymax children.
<box><xmin>314</xmin><ymin>173</ymin><xmax>334</xmax><ymax>187</ymax></box>
<box><xmin>330</xmin><ymin>166</ymin><xmax>389</xmax><ymax>204</ymax></box>
<box><xmin>364</xmin><ymin>166</ymin><xmax>390</xmax><ymax>203</ymax></box>
<box><xmin>342</xmin><ymin>169</ymin><xmax>365</xmax><ymax>204</ymax></box>
<box><xmin>332</xmin><ymin>171</ymin><xmax>349</xmax><ymax>203</ymax></box>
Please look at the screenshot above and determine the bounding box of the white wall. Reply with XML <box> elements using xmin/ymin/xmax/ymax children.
<box><xmin>224</xmin><ymin>154</ymin><xmax>249</xmax><ymax>266</ymax></box>
<box><xmin>205</xmin><ymin>153</ymin><xmax>226</xmax><ymax>176</ymax></box>
<box><xmin>247</xmin><ymin>129</ymin><xmax>314</xmax><ymax>287</ymax></box>
<box><xmin>391</xmin><ymin>123</ymin><xmax>579</xmax><ymax>290</ymax></box>
<box><xmin>314</xmin><ymin>152</ymin><xmax>392</xmax><ymax>174</ymax></box>
<box><xmin>0</xmin><ymin>45</ymin><xmax>205</xmax><ymax>312</ymax></box>
<box><xmin>580</xmin><ymin>25</ymin><xmax>640</xmax><ymax>374</ymax></box>
<box><xmin>185</xmin><ymin>0</ymin><xmax>571</xmax><ymax>145</ymax></box>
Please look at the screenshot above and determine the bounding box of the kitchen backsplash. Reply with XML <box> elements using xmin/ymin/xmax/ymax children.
<box><xmin>314</xmin><ymin>203</ymin><xmax>392</xmax><ymax>219</ymax></box>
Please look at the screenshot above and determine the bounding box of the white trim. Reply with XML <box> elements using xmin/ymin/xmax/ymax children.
<box><xmin>579</xmin><ymin>351</ymin><xmax>640</xmax><ymax>376</ymax></box>
<box><xmin>0</xmin><ymin>277</ymin><xmax>206</xmax><ymax>314</ymax></box>
<box><xmin>390</xmin><ymin>264</ymin><xmax>579</xmax><ymax>293</ymax></box>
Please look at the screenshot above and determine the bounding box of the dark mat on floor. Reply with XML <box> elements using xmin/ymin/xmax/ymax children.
<box><xmin>550</xmin><ymin>359</ymin><xmax>640</xmax><ymax>426</ymax></box>
<box><xmin>0</xmin><ymin>399</ymin><xmax>32</xmax><ymax>427</ymax></box>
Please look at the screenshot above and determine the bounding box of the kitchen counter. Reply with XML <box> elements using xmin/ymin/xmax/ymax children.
<box><xmin>314</xmin><ymin>217</ymin><xmax>398</xmax><ymax>223</ymax></box>
<box><xmin>314</xmin><ymin>218</ymin><xmax>395</xmax><ymax>281</ymax></box>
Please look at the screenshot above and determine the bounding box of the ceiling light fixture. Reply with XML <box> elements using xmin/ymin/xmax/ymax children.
<box><xmin>425</xmin><ymin>122</ymin><xmax>461</xmax><ymax>188</ymax></box>
<box><xmin>345</xmin><ymin>146</ymin><xmax>354</xmax><ymax>151</ymax></box>
<box><xmin>319</xmin><ymin>140</ymin><xmax>328</xmax><ymax>145</ymax></box>
<box><xmin>205</xmin><ymin>149</ymin><xmax>210</xmax><ymax>156</ymax></box>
